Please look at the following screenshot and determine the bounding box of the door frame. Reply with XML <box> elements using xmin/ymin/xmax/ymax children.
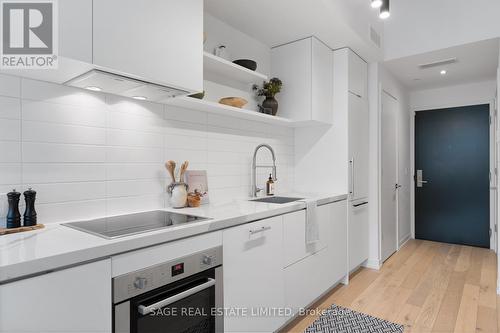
<box><xmin>410</xmin><ymin>99</ymin><xmax>497</xmax><ymax>251</ymax></box>
<box><xmin>381</xmin><ymin>90</ymin><xmax>400</xmax><ymax>262</ymax></box>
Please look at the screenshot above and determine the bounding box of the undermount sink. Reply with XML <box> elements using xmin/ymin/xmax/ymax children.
<box><xmin>251</xmin><ymin>196</ymin><xmax>304</xmax><ymax>204</ymax></box>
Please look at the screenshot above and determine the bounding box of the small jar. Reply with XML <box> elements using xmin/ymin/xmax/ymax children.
<box><xmin>168</xmin><ymin>182</ymin><xmax>188</xmax><ymax>208</ymax></box>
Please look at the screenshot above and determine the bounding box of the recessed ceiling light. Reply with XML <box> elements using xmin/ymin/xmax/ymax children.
<box><xmin>85</xmin><ymin>86</ymin><xmax>102</xmax><ymax>92</ymax></box>
<box><xmin>132</xmin><ymin>96</ymin><xmax>147</xmax><ymax>100</ymax></box>
<box><xmin>379</xmin><ymin>0</ymin><xmax>390</xmax><ymax>19</ymax></box>
<box><xmin>371</xmin><ymin>0</ymin><xmax>383</xmax><ymax>8</ymax></box>
<box><xmin>440</xmin><ymin>70</ymin><xmax>447</xmax><ymax>75</ymax></box>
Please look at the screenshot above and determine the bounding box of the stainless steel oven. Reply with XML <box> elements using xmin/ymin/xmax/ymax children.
<box><xmin>113</xmin><ymin>247</ymin><xmax>223</xmax><ymax>333</ymax></box>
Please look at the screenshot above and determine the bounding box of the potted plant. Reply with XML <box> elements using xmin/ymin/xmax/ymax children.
<box><xmin>253</xmin><ymin>77</ymin><xmax>282</xmax><ymax>116</ymax></box>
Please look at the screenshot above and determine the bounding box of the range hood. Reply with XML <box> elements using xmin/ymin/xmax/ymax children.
<box><xmin>64</xmin><ymin>69</ymin><xmax>189</xmax><ymax>102</ymax></box>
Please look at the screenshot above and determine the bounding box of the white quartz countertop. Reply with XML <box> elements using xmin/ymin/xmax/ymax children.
<box><xmin>0</xmin><ymin>193</ymin><xmax>347</xmax><ymax>283</ymax></box>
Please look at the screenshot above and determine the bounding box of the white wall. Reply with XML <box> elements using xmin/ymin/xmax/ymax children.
<box><xmin>384</xmin><ymin>0</ymin><xmax>500</xmax><ymax>60</ymax></box>
<box><xmin>0</xmin><ymin>74</ymin><xmax>294</xmax><ymax>225</ymax></box>
<box><xmin>380</xmin><ymin>67</ymin><xmax>412</xmax><ymax>246</ymax></box>
<box><xmin>367</xmin><ymin>63</ymin><xmax>411</xmax><ymax>267</ymax></box>
<box><xmin>410</xmin><ymin>80</ymin><xmax>497</xmax><ymax>110</ymax></box>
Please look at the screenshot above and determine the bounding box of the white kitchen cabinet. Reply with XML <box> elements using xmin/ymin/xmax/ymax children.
<box><xmin>282</xmin><ymin>208</ymin><xmax>328</xmax><ymax>267</ymax></box>
<box><xmin>348</xmin><ymin>92</ymin><xmax>370</xmax><ymax>200</ymax></box>
<box><xmin>284</xmin><ymin>200</ymin><xmax>348</xmax><ymax>317</ymax></box>
<box><xmin>0</xmin><ymin>259</ymin><xmax>112</xmax><ymax>333</ymax></box>
<box><xmin>223</xmin><ymin>216</ymin><xmax>285</xmax><ymax>332</ymax></box>
<box><xmin>326</xmin><ymin>200</ymin><xmax>348</xmax><ymax>283</ymax></box>
<box><xmin>59</xmin><ymin>0</ymin><xmax>92</xmax><ymax>63</ymax></box>
<box><xmin>271</xmin><ymin>36</ymin><xmax>333</xmax><ymax>124</ymax></box>
<box><xmin>93</xmin><ymin>0</ymin><xmax>203</xmax><ymax>93</ymax></box>
<box><xmin>348</xmin><ymin>50</ymin><xmax>368</xmax><ymax>99</ymax></box>
<box><xmin>284</xmin><ymin>247</ymin><xmax>330</xmax><ymax>316</ymax></box>
<box><xmin>349</xmin><ymin>201</ymin><xmax>369</xmax><ymax>271</ymax></box>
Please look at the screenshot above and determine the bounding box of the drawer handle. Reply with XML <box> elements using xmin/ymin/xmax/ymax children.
<box><xmin>249</xmin><ymin>226</ymin><xmax>271</xmax><ymax>235</ymax></box>
<box><xmin>353</xmin><ymin>201</ymin><xmax>368</xmax><ymax>207</ymax></box>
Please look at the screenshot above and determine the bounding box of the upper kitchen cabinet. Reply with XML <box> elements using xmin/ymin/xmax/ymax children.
<box><xmin>93</xmin><ymin>0</ymin><xmax>203</xmax><ymax>93</ymax></box>
<box><xmin>348</xmin><ymin>50</ymin><xmax>368</xmax><ymax>99</ymax></box>
<box><xmin>271</xmin><ymin>37</ymin><xmax>333</xmax><ymax>125</ymax></box>
<box><xmin>59</xmin><ymin>0</ymin><xmax>92</xmax><ymax>63</ymax></box>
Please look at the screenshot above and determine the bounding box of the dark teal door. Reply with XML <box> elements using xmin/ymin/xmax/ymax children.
<box><xmin>415</xmin><ymin>104</ymin><xmax>490</xmax><ymax>248</ymax></box>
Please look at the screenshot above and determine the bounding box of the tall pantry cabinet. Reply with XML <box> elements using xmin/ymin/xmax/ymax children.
<box><xmin>333</xmin><ymin>48</ymin><xmax>370</xmax><ymax>272</ymax></box>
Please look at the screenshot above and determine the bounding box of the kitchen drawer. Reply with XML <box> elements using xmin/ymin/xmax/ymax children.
<box><xmin>112</xmin><ymin>231</ymin><xmax>222</xmax><ymax>277</ymax></box>
<box><xmin>284</xmin><ymin>247</ymin><xmax>331</xmax><ymax>316</ymax></box>
<box><xmin>283</xmin><ymin>207</ymin><xmax>328</xmax><ymax>268</ymax></box>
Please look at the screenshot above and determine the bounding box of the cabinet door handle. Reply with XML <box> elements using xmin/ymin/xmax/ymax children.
<box><xmin>249</xmin><ymin>226</ymin><xmax>271</xmax><ymax>235</ymax></box>
<box><xmin>349</xmin><ymin>158</ymin><xmax>355</xmax><ymax>198</ymax></box>
<box><xmin>138</xmin><ymin>278</ymin><xmax>215</xmax><ymax>315</ymax></box>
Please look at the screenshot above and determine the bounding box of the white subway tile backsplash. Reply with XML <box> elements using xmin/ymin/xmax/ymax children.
<box><xmin>0</xmin><ymin>142</ymin><xmax>21</xmax><ymax>162</ymax></box>
<box><xmin>0</xmin><ymin>119</ymin><xmax>21</xmax><ymax>141</ymax></box>
<box><xmin>22</xmin><ymin>143</ymin><xmax>106</xmax><ymax>163</ymax></box>
<box><xmin>106</xmin><ymin>163</ymin><xmax>165</xmax><ymax>181</ymax></box>
<box><xmin>1</xmin><ymin>78</ymin><xmax>294</xmax><ymax>223</ymax></box>
<box><xmin>0</xmin><ymin>74</ymin><xmax>21</xmax><ymax>98</ymax></box>
<box><xmin>23</xmin><ymin>164</ymin><xmax>106</xmax><ymax>183</ymax></box>
<box><xmin>0</xmin><ymin>96</ymin><xmax>21</xmax><ymax>119</ymax></box>
<box><xmin>106</xmin><ymin>146</ymin><xmax>163</xmax><ymax>164</ymax></box>
<box><xmin>106</xmin><ymin>194</ymin><xmax>165</xmax><ymax>216</ymax></box>
<box><xmin>36</xmin><ymin>199</ymin><xmax>106</xmax><ymax>224</ymax></box>
<box><xmin>107</xmin><ymin>179</ymin><xmax>165</xmax><ymax>198</ymax></box>
<box><xmin>0</xmin><ymin>164</ymin><xmax>22</xmax><ymax>185</ymax></box>
<box><xmin>107</xmin><ymin>110</ymin><xmax>165</xmax><ymax>133</ymax></box>
<box><xmin>22</xmin><ymin>100</ymin><xmax>106</xmax><ymax>127</ymax></box>
<box><xmin>107</xmin><ymin>128</ymin><xmax>163</xmax><ymax>148</ymax></box>
<box><xmin>31</xmin><ymin>182</ymin><xmax>106</xmax><ymax>204</ymax></box>
<box><xmin>22</xmin><ymin>121</ymin><xmax>106</xmax><ymax>145</ymax></box>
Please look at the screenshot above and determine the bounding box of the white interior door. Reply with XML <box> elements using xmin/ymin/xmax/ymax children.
<box><xmin>381</xmin><ymin>91</ymin><xmax>398</xmax><ymax>262</ymax></box>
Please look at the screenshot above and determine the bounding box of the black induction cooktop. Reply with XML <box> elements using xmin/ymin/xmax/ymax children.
<box><xmin>62</xmin><ymin>210</ymin><xmax>211</xmax><ymax>239</ymax></box>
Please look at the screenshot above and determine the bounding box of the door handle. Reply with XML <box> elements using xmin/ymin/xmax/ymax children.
<box><xmin>395</xmin><ymin>184</ymin><xmax>402</xmax><ymax>189</ymax></box>
<box><xmin>416</xmin><ymin>170</ymin><xmax>429</xmax><ymax>187</ymax></box>
<box><xmin>138</xmin><ymin>278</ymin><xmax>216</xmax><ymax>315</ymax></box>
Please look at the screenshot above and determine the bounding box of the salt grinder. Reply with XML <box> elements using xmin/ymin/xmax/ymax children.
<box><xmin>6</xmin><ymin>189</ymin><xmax>21</xmax><ymax>229</ymax></box>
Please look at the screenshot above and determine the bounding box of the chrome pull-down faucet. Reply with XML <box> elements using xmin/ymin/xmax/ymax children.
<box><xmin>251</xmin><ymin>144</ymin><xmax>277</xmax><ymax>197</ymax></box>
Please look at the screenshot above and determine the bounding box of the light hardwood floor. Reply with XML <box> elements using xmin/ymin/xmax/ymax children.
<box><xmin>281</xmin><ymin>239</ymin><xmax>498</xmax><ymax>333</ymax></box>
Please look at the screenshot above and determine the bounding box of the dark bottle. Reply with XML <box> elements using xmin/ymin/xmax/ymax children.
<box><xmin>23</xmin><ymin>188</ymin><xmax>37</xmax><ymax>227</ymax></box>
<box><xmin>6</xmin><ymin>190</ymin><xmax>21</xmax><ymax>229</ymax></box>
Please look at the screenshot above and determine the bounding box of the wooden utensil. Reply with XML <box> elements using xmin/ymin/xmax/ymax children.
<box><xmin>179</xmin><ymin>161</ymin><xmax>189</xmax><ymax>182</ymax></box>
<box><xmin>165</xmin><ymin>160</ymin><xmax>176</xmax><ymax>182</ymax></box>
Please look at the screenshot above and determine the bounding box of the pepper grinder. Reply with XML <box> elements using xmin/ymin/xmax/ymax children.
<box><xmin>6</xmin><ymin>189</ymin><xmax>21</xmax><ymax>229</ymax></box>
<box><xmin>23</xmin><ymin>188</ymin><xmax>37</xmax><ymax>227</ymax></box>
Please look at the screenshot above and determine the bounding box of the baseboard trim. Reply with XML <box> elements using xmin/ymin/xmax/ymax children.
<box><xmin>363</xmin><ymin>258</ymin><xmax>381</xmax><ymax>270</ymax></box>
<box><xmin>399</xmin><ymin>234</ymin><xmax>412</xmax><ymax>248</ymax></box>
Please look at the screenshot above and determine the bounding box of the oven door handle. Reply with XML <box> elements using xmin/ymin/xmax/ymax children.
<box><xmin>137</xmin><ymin>278</ymin><xmax>216</xmax><ymax>316</ymax></box>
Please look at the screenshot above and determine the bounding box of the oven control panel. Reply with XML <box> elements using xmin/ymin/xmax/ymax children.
<box><xmin>113</xmin><ymin>246</ymin><xmax>222</xmax><ymax>303</ymax></box>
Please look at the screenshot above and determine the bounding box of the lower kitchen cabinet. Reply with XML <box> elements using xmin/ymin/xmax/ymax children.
<box><xmin>283</xmin><ymin>200</ymin><xmax>348</xmax><ymax>317</ymax></box>
<box><xmin>327</xmin><ymin>200</ymin><xmax>348</xmax><ymax>283</ymax></box>
<box><xmin>0</xmin><ymin>259</ymin><xmax>112</xmax><ymax>333</ymax></box>
<box><xmin>222</xmin><ymin>216</ymin><xmax>285</xmax><ymax>333</ymax></box>
<box><xmin>348</xmin><ymin>201</ymin><xmax>369</xmax><ymax>271</ymax></box>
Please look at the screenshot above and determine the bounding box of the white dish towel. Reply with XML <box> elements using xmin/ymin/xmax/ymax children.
<box><xmin>301</xmin><ymin>198</ymin><xmax>319</xmax><ymax>244</ymax></box>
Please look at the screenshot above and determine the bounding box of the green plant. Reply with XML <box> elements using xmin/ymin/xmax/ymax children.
<box><xmin>253</xmin><ymin>77</ymin><xmax>283</xmax><ymax>98</ymax></box>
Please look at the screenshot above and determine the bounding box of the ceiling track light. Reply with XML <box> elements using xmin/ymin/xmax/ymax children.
<box><xmin>379</xmin><ymin>0</ymin><xmax>390</xmax><ymax>19</ymax></box>
<box><xmin>371</xmin><ymin>0</ymin><xmax>383</xmax><ymax>8</ymax></box>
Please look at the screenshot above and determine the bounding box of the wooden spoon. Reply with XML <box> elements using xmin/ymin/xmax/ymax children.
<box><xmin>165</xmin><ymin>160</ymin><xmax>176</xmax><ymax>182</ymax></box>
<box><xmin>179</xmin><ymin>161</ymin><xmax>189</xmax><ymax>182</ymax></box>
